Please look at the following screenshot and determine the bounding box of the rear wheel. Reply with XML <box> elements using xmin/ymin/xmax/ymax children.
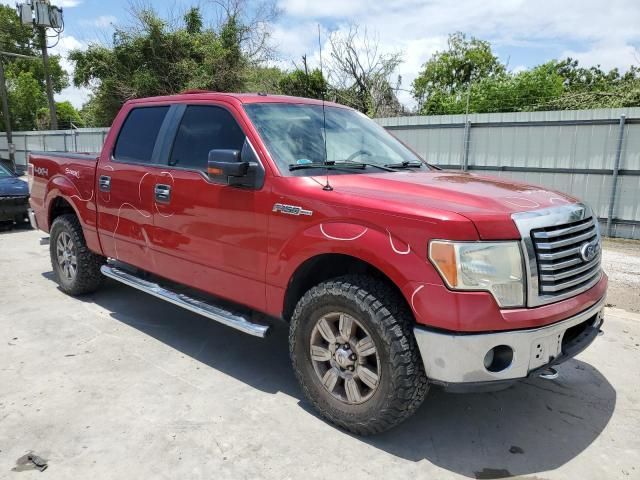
<box><xmin>50</xmin><ymin>214</ymin><xmax>105</xmax><ymax>295</ymax></box>
<box><xmin>289</xmin><ymin>275</ymin><xmax>428</xmax><ymax>435</ymax></box>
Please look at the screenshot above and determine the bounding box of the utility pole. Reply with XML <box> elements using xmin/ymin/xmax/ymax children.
<box><xmin>16</xmin><ymin>1</ymin><xmax>64</xmax><ymax>130</ymax></box>
<box><xmin>0</xmin><ymin>57</ymin><xmax>15</xmax><ymax>171</ymax></box>
<box><xmin>39</xmin><ymin>27</ymin><xmax>57</xmax><ymax>129</ymax></box>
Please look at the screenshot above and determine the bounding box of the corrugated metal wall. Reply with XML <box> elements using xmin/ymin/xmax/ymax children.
<box><xmin>0</xmin><ymin>128</ymin><xmax>109</xmax><ymax>169</ymax></box>
<box><xmin>377</xmin><ymin>108</ymin><xmax>640</xmax><ymax>240</ymax></box>
<box><xmin>1</xmin><ymin>108</ymin><xmax>639</xmax><ymax>239</ymax></box>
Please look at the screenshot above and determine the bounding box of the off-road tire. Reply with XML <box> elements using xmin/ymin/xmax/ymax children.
<box><xmin>289</xmin><ymin>274</ymin><xmax>428</xmax><ymax>435</ymax></box>
<box><xmin>50</xmin><ymin>214</ymin><xmax>105</xmax><ymax>295</ymax></box>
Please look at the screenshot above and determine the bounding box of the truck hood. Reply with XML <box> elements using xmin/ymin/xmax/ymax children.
<box><xmin>326</xmin><ymin>170</ymin><xmax>579</xmax><ymax>240</ymax></box>
<box><xmin>0</xmin><ymin>176</ymin><xmax>29</xmax><ymax>197</ymax></box>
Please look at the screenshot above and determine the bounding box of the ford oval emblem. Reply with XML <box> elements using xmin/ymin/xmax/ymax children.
<box><xmin>580</xmin><ymin>241</ymin><xmax>599</xmax><ymax>262</ymax></box>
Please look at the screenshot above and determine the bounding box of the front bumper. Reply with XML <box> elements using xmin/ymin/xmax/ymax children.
<box><xmin>414</xmin><ymin>296</ymin><xmax>605</xmax><ymax>385</ymax></box>
<box><xmin>0</xmin><ymin>195</ymin><xmax>29</xmax><ymax>221</ymax></box>
<box><xmin>28</xmin><ymin>208</ymin><xmax>38</xmax><ymax>229</ymax></box>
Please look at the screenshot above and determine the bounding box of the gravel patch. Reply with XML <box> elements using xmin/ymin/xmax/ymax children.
<box><xmin>602</xmin><ymin>239</ymin><xmax>640</xmax><ymax>313</ymax></box>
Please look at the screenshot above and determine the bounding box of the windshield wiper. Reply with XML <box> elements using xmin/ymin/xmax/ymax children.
<box><xmin>289</xmin><ymin>161</ymin><xmax>395</xmax><ymax>172</ymax></box>
<box><xmin>289</xmin><ymin>162</ymin><xmax>364</xmax><ymax>171</ymax></box>
<box><xmin>384</xmin><ymin>161</ymin><xmax>424</xmax><ymax>169</ymax></box>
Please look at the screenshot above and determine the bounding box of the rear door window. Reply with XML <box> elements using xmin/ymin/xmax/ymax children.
<box><xmin>113</xmin><ymin>106</ymin><xmax>169</xmax><ymax>163</ymax></box>
<box><xmin>169</xmin><ymin>105</ymin><xmax>246</xmax><ymax>171</ymax></box>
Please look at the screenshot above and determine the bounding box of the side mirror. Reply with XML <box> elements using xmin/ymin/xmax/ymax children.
<box><xmin>207</xmin><ymin>150</ymin><xmax>248</xmax><ymax>180</ymax></box>
<box><xmin>207</xmin><ymin>144</ymin><xmax>265</xmax><ymax>189</ymax></box>
<box><xmin>207</xmin><ymin>150</ymin><xmax>249</xmax><ymax>175</ymax></box>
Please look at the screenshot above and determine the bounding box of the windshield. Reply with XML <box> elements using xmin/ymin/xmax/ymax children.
<box><xmin>0</xmin><ymin>164</ymin><xmax>14</xmax><ymax>178</ymax></box>
<box><xmin>243</xmin><ymin>103</ymin><xmax>424</xmax><ymax>175</ymax></box>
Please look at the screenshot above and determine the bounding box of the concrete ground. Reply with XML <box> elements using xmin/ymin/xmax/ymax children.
<box><xmin>1</xmin><ymin>227</ymin><xmax>639</xmax><ymax>480</ymax></box>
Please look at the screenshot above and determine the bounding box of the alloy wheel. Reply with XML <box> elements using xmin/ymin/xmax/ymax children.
<box><xmin>309</xmin><ymin>312</ymin><xmax>381</xmax><ymax>405</ymax></box>
<box><xmin>56</xmin><ymin>231</ymin><xmax>77</xmax><ymax>281</ymax></box>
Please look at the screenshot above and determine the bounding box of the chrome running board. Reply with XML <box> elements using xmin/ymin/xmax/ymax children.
<box><xmin>100</xmin><ymin>264</ymin><xmax>269</xmax><ymax>338</ymax></box>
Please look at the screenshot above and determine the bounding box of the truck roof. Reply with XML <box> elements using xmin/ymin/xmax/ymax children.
<box><xmin>126</xmin><ymin>91</ymin><xmax>347</xmax><ymax>109</ymax></box>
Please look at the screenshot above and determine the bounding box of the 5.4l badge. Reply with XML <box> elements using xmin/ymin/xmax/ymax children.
<box><xmin>272</xmin><ymin>203</ymin><xmax>313</xmax><ymax>216</ymax></box>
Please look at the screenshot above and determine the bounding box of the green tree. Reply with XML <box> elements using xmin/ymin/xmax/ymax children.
<box><xmin>459</xmin><ymin>62</ymin><xmax>564</xmax><ymax>114</ymax></box>
<box><xmin>412</xmin><ymin>33</ymin><xmax>640</xmax><ymax>115</ymax></box>
<box><xmin>37</xmin><ymin>100</ymin><xmax>83</xmax><ymax>129</ymax></box>
<box><xmin>6</xmin><ymin>71</ymin><xmax>47</xmax><ymax>130</ymax></box>
<box><xmin>278</xmin><ymin>56</ymin><xmax>327</xmax><ymax>99</ymax></box>
<box><xmin>0</xmin><ymin>4</ymin><xmax>33</xmax><ymax>55</ymax></box>
<box><xmin>244</xmin><ymin>65</ymin><xmax>285</xmax><ymax>93</ymax></box>
<box><xmin>413</xmin><ymin>32</ymin><xmax>505</xmax><ymax>111</ymax></box>
<box><xmin>545</xmin><ymin>59</ymin><xmax>640</xmax><ymax>109</ymax></box>
<box><xmin>0</xmin><ymin>5</ymin><xmax>69</xmax><ymax>131</ymax></box>
<box><xmin>279</xmin><ymin>68</ymin><xmax>326</xmax><ymax>99</ymax></box>
<box><xmin>70</xmin><ymin>6</ymin><xmax>267</xmax><ymax>126</ymax></box>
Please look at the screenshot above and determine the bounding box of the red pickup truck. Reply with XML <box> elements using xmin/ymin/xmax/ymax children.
<box><xmin>28</xmin><ymin>92</ymin><xmax>607</xmax><ymax>434</ymax></box>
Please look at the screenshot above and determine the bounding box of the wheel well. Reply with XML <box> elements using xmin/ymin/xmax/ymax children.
<box><xmin>49</xmin><ymin>197</ymin><xmax>76</xmax><ymax>226</ymax></box>
<box><xmin>282</xmin><ymin>254</ymin><xmax>410</xmax><ymax>322</ymax></box>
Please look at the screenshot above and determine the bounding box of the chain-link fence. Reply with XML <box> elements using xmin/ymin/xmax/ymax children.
<box><xmin>377</xmin><ymin>107</ymin><xmax>640</xmax><ymax>240</ymax></box>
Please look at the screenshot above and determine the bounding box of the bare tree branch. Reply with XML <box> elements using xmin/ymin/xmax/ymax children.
<box><xmin>326</xmin><ymin>24</ymin><xmax>403</xmax><ymax>117</ymax></box>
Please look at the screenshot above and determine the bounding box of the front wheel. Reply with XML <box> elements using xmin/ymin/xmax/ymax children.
<box><xmin>49</xmin><ymin>214</ymin><xmax>105</xmax><ymax>295</ymax></box>
<box><xmin>289</xmin><ymin>275</ymin><xmax>428</xmax><ymax>435</ymax></box>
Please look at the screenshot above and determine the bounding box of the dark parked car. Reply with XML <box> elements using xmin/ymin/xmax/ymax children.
<box><xmin>0</xmin><ymin>163</ymin><xmax>30</xmax><ymax>227</ymax></box>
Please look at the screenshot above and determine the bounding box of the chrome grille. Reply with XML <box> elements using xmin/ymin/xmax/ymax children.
<box><xmin>531</xmin><ymin>216</ymin><xmax>601</xmax><ymax>297</ymax></box>
<box><xmin>512</xmin><ymin>203</ymin><xmax>602</xmax><ymax>307</ymax></box>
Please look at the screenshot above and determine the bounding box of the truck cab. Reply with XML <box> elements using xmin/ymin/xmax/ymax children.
<box><xmin>28</xmin><ymin>92</ymin><xmax>607</xmax><ymax>435</ymax></box>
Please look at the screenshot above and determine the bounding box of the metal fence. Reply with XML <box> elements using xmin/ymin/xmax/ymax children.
<box><xmin>1</xmin><ymin>108</ymin><xmax>639</xmax><ymax>239</ymax></box>
<box><xmin>0</xmin><ymin>127</ymin><xmax>109</xmax><ymax>171</ymax></box>
<box><xmin>377</xmin><ymin>108</ymin><xmax>640</xmax><ymax>240</ymax></box>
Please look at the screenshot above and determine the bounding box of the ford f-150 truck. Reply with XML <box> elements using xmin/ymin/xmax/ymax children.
<box><xmin>28</xmin><ymin>92</ymin><xmax>607</xmax><ymax>435</ymax></box>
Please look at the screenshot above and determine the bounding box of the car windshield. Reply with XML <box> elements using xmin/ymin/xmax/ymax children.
<box><xmin>0</xmin><ymin>164</ymin><xmax>13</xmax><ymax>178</ymax></box>
<box><xmin>243</xmin><ymin>103</ymin><xmax>425</xmax><ymax>175</ymax></box>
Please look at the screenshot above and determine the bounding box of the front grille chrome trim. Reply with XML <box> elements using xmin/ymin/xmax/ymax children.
<box><xmin>533</xmin><ymin>229</ymin><xmax>597</xmax><ymax>250</ymax></box>
<box><xmin>540</xmin><ymin>267</ymin><xmax>600</xmax><ymax>292</ymax></box>
<box><xmin>537</xmin><ymin>246</ymin><xmax>584</xmax><ymax>261</ymax></box>
<box><xmin>539</xmin><ymin>254</ymin><xmax>600</xmax><ymax>282</ymax></box>
<box><xmin>531</xmin><ymin>218</ymin><xmax>595</xmax><ymax>239</ymax></box>
<box><xmin>538</xmin><ymin>256</ymin><xmax>583</xmax><ymax>271</ymax></box>
<box><xmin>512</xmin><ymin>203</ymin><xmax>602</xmax><ymax>307</ymax></box>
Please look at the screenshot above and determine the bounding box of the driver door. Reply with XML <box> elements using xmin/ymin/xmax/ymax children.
<box><xmin>149</xmin><ymin>103</ymin><xmax>270</xmax><ymax>312</ymax></box>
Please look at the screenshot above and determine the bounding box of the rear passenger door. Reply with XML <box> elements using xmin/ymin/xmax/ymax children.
<box><xmin>96</xmin><ymin>105</ymin><xmax>171</xmax><ymax>272</ymax></box>
<box><xmin>149</xmin><ymin>103</ymin><xmax>271</xmax><ymax>312</ymax></box>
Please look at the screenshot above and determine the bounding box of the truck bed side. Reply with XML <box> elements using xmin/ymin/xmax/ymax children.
<box><xmin>29</xmin><ymin>151</ymin><xmax>103</xmax><ymax>255</ymax></box>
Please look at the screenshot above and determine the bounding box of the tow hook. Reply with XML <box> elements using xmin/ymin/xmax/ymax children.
<box><xmin>538</xmin><ymin>367</ymin><xmax>559</xmax><ymax>380</ymax></box>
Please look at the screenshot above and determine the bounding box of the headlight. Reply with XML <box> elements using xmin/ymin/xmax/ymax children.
<box><xmin>429</xmin><ymin>241</ymin><xmax>525</xmax><ymax>308</ymax></box>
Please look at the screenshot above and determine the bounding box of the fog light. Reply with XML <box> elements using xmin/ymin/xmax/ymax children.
<box><xmin>483</xmin><ymin>345</ymin><xmax>514</xmax><ymax>373</ymax></box>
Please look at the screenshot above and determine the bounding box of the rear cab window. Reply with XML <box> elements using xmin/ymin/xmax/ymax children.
<box><xmin>113</xmin><ymin>106</ymin><xmax>170</xmax><ymax>163</ymax></box>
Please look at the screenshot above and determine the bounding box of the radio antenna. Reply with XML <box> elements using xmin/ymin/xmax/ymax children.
<box><xmin>318</xmin><ymin>24</ymin><xmax>332</xmax><ymax>191</ymax></box>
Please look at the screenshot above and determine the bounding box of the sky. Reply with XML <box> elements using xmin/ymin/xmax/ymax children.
<box><xmin>3</xmin><ymin>0</ymin><xmax>640</xmax><ymax>109</ymax></box>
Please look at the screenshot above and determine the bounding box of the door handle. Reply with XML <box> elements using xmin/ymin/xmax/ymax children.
<box><xmin>154</xmin><ymin>184</ymin><xmax>171</xmax><ymax>203</ymax></box>
<box><xmin>99</xmin><ymin>175</ymin><xmax>111</xmax><ymax>192</ymax></box>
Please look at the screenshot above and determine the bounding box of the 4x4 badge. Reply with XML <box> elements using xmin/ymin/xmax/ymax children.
<box><xmin>272</xmin><ymin>203</ymin><xmax>313</xmax><ymax>216</ymax></box>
